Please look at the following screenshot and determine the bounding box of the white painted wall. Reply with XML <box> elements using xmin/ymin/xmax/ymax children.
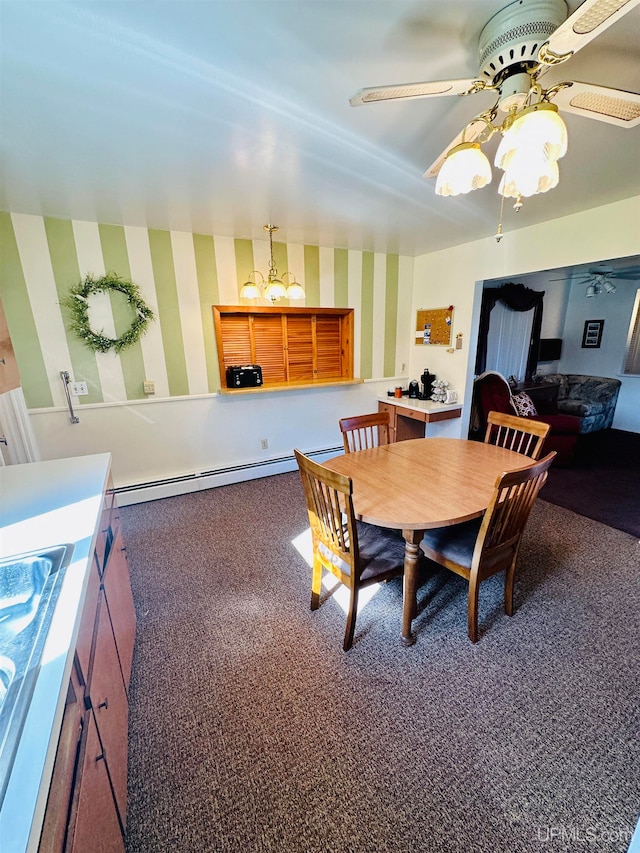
<box><xmin>29</xmin><ymin>379</ymin><xmax>399</xmax><ymax>500</ymax></box>
<box><xmin>411</xmin><ymin>196</ymin><xmax>640</xmax><ymax>436</ymax></box>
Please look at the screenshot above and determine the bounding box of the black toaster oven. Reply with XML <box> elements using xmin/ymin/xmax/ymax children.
<box><xmin>226</xmin><ymin>365</ymin><xmax>263</xmax><ymax>388</ymax></box>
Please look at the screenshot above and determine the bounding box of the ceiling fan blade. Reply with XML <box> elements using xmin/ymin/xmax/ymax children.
<box><xmin>349</xmin><ymin>77</ymin><xmax>483</xmax><ymax>106</ymax></box>
<box><xmin>422</xmin><ymin>118</ymin><xmax>487</xmax><ymax>179</ymax></box>
<box><xmin>552</xmin><ymin>81</ymin><xmax>640</xmax><ymax>127</ymax></box>
<box><xmin>541</xmin><ymin>0</ymin><xmax>640</xmax><ymax>63</ymax></box>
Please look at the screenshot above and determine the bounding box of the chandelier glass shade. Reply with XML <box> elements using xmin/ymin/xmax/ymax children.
<box><xmin>239</xmin><ymin>224</ymin><xmax>305</xmax><ymax>302</ymax></box>
<box><xmin>435</xmin><ymin>142</ymin><xmax>492</xmax><ymax>196</ymax></box>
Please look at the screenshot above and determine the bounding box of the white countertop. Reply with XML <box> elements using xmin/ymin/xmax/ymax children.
<box><xmin>0</xmin><ymin>453</ymin><xmax>112</xmax><ymax>853</ymax></box>
<box><xmin>377</xmin><ymin>394</ymin><xmax>461</xmax><ymax>414</ymax></box>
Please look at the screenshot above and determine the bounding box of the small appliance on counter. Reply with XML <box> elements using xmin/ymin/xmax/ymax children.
<box><xmin>408</xmin><ymin>380</ymin><xmax>419</xmax><ymax>398</ymax></box>
<box><xmin>420</xmin><ymin>369</ymin><xmax>436</xmax><ymax>400</ymax></box>
<box><xmin>226</xmin><ymin>365</ymin><xmax>263</xmax><ymax>388</ymax></box>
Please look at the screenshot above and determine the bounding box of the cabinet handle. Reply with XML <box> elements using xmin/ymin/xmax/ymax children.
<box><xmin>96</xmin><ymin>752</ymin><xmax>105</xmax><ymax>762</ymax></box>
<box><xmin>98</xmin><ymin>698</ymin><xmax>109</xmax><ymax>710</ymax></box>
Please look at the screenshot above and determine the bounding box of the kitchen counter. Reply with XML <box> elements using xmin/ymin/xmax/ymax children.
<box><xmin>0</xmin><ymin>453</ymin><xmax>112</xmax><ymax>853</ymax></box>
<box><xmin>377</xmin><ymin>395</ymin><xmax>462</xmax><ymax>418</ymax></box>
<box><xmin>378</xmin><ymin>396</ymin><xmax>462</xmax><ymax>441</ymax></box>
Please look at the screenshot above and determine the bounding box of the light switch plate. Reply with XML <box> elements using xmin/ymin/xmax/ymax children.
<box><xmin>70</xmin><ymin>381</ymin><xmax>88</xmax><ymax>396</ymax></box>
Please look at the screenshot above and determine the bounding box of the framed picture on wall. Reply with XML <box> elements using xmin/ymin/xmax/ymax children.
<box><xmin>582</xmin><ymin>319</ymin><xmax>604</xmax><ymax>348</ymax></box>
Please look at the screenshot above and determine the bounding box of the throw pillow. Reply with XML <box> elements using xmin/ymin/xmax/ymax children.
<box><xmin>511</xmin><ymin>391</ymin><xmax>538</xmax><ymax>417</ymax></box>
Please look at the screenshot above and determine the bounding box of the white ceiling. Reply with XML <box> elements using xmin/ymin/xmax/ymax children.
<box><xmin>1</xmin><ymin>0</ymin><xmax>639</xmax><ymax>256</ymax></box>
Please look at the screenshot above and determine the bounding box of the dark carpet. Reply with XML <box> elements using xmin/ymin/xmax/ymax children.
<box><xmin>540</xmin><ymin>429</ymin><xmax>640</xmax><ymax>539</ymax></box>
<box><xmin>120</xmin><ymin>473</ymin><xmax>640</xmax><ymax>853</ymax></box>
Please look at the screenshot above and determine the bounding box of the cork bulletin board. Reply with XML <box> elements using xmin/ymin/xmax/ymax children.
<box><xmin>415</xmin><ymin>306</ymin><xmax>454</xmax><ymax>346</ymax></box>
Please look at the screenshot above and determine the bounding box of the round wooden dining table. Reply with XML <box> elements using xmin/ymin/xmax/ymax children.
<box><xmin>323</xmin><ymin>437</ymin><xmax>532</xmax><ymax>646</ymax></box>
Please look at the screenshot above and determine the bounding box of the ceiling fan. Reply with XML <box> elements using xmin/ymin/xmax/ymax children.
<box><xmin>349</xmin><ymin>0</ymin><xmax>640</xmax><ymax>183</ymax></box>
<box><xmin>550</xmin><ymin>263</ymin><xmax>640</xmax><ymax>295</ymax></box>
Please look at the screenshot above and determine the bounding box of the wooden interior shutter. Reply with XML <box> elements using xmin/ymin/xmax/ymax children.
<box><xmin>219</xmin><ymin>315</ymin><xmax>251</xmax><ymax>369</ymax></box>
<box><xmin>315</xmin><ymin>315</ymin><xmax>343</xmax><ymax>379</ymax></box>
<box><xmin>253</xmin><ymin>315</ymin><xmax>286</xmax><ymax>383</ymax></box>
<box><xmin>286</xmin><ymin>315</ymin><xmax>314</xmax><ymax>381</ymax></box>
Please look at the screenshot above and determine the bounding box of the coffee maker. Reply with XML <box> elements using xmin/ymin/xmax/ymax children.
<box><xmin>408</xmin><ymin>380</ymin><xmax>419</xmax><ymax>398</ymax></box>
<box><xmin>420</xmin><ymin>369</ymin><xmax>435</xmax><ymax>400</ymax></box>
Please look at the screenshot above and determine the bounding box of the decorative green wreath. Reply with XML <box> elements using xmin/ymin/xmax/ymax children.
<box><xmin>64</xmin><ymin>273</ymin><xmax>155</xmax><ymax>354</ymax></box>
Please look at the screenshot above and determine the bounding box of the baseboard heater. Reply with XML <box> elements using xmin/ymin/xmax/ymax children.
<box><xmin>113</xmin><ymin>445</ymin><xmax>343</xmax><ymax>504</ymax></box>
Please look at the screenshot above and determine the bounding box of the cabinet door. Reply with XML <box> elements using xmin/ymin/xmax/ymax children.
<box><xmin>89</xmin><ymin>595</ymin><xmax>129</xmax><ymax>826</ymax></box>
<box><xmin>68</xmin><ymin>710</ymin><xmax>124</xmax><ymax>853</ymax></box>
<box><xmin>102</xmin><ymin>527</ymin><xmax>136</xmax><ymax>691</ymax></box>
<box><xmin>39</xmin><ymin>662</ymin><xmax>85</xmax><ymax>853</ymax></box>
<box><xmin>378</xmin><ymin>402</ymin><xmax>397</xmax><ymax>442</ymax></box>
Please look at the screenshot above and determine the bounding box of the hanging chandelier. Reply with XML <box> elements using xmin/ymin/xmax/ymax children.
<box><xmin>239</xmin><ymin>224</ymin><xmax>305</xmax><ymax>302</ymax></box>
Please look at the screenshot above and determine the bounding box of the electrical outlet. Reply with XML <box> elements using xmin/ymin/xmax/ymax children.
<box><xmin>70</xmin><ymin>381</ymin><xmax>88</xmax><ymax>396</ymax></box>
<box><xmin>261</xmin><ymin>439</ymin><xmax>269</xmax><ymax>450</ymax></box>
<box><xmin>401</xmin><ymin>362</ymin><xmax>407</xmax><ymax>373</ymax></box>
<box><xmin>143</xmin><ymin>380</ymin><xmax>155</xmax><ymax>394</ymax></box>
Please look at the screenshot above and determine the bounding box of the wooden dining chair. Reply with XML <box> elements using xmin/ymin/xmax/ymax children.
<box><xmin>339</xmin><ymin>411</ymin><xmax>391</xmax><ymax>453</ymax></box>
<box><xmin>294</xmin><ymin>449</ymin><xmax>405</xmax><ymax>651</ymax></box>
<box><xmin>484</xmin><ymin>410</ymin><xmax>551</xmax><ymax>460</ymax></box>
<box><xmin>420</xmin><ymin>451</ymin><xmax>556</xmax><ymax>643</ymax></box>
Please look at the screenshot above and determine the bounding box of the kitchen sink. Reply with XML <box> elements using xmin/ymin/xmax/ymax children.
<box><xmin>0</xmin><ymin>543</ymin><xmax>74</xmax><ymax>805</ymax></box>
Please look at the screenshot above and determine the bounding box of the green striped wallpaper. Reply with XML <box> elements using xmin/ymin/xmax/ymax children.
<box><xmin>0</xmin><ymin>212</ymin><xmax>413</xmax><ymax>407</ymax></box>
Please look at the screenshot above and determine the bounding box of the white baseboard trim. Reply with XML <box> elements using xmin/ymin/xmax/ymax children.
<box><xmin>114</xmin><ymin>445</ymin><xmax>343</xmax><ymax>506</ymax></box>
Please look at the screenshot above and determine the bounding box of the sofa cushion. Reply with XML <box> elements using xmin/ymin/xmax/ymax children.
<box><xmin>558</xmin><ymin>399</ymin><xmax>606</xmax><ymax>418</ymax></box>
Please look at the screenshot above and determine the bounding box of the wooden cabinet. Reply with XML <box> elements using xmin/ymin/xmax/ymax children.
<box><xmin>38</xmin><ymin>482</ymin><xmax>135</xmax><ymax>853</ymax></box>
<box><xmin>379</xmin><ymin>399</ymin><xmax>462</xmax><ymax>442</ymax></box>
<box><xmin>213</xmin><ymin>305</ymin><xmax>354</xmax><ymax>389</ymax></box>
<box><xmin>69</xmin><ymin>711</ymin><xmax>124</xmax><ymax>853</ymax></box>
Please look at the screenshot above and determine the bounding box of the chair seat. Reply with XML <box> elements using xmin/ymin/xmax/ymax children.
<box><xmin>420</xmin><ymin>518</ymin><xmax>482</xmax><ymax>570</ymax></box>
<box><xmin>318</xmin><ymin>522</ymin><xmax>405</xmax><ymax>580</ymax></box>
<box><xmin>357</xmin><ymin>523</ymin><xmax>406</xmax><ymax>582</ymax></box>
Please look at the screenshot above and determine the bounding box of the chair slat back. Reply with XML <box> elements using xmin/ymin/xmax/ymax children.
<box><xmin>294</xmin><ymin>449</ymin><xmax>357</xmax><ymax>571</ymax></box>
<box><xmin>473</xmin><ymin>451</ymin><xmax>556</xmax><ymax>568</ymax></box>
<box><xmin>339</xmin><ymin>411</ymin><xmax>391</xmax><ymax>453</ymax></box>
<box><xmin>484</xmin><ymin>411</ymin><xmax>550</xmax><ymax>460</ymax></box>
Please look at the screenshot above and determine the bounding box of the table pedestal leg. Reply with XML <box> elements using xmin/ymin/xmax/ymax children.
<box><xmin>401</xmin><ymin>529</ymin><xmax>424</xmax><ymax>647</ymax></box>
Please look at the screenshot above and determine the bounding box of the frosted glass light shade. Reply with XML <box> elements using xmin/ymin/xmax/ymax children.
<box><xmin>435</xmin><ymin>142</ymin><xmax>492</xmax><ymax>196</ymax></box>
<box><xmin>495</xmin><ymin>103</ymin><xmax>568</xmax><ymax>170</ymax></box>
<box><xmin>286</xmin><ymin>282</ymin><xmax>305</xmax><ymax>300</ymax></box>
<box><xmin>264</xmin><ymin>280</ymin><xmax>288</xmax><ymax>301</ymax></box>
<box><xmin>240</xmin><ymin>281</ymin><xmax>261</xmax><ymax>299</ymax></box>
<box><xmin>499</xmin><ymin>156</ymin><xmax>559</xmax><ymax>198</ymax></box>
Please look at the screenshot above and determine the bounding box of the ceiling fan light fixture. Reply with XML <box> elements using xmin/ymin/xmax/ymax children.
<box><xmin>495</xmin><ymin>103</ymin><xmax>568</xmax><ymax>170</ymax></box>
<box><xmin>603</xmin><ymin>279</ymin><xmax>617</xmax><ymax>294</ymax></box>
<box><xmin>585</xmin><ymin>283</ymin><xmax>598</xmax><ymax>297</ymax></box>
<box><xmin>498</xmin><ymin>156</ymin><xmax>559</xmax><ymax>198</ymax></box>
<box><xmin>435</xmin><ymin>142</ymin><xmax>492</xmax><ymax>196</ymax></box>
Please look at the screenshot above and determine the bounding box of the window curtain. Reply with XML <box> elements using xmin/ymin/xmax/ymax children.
<box><xmin>475</xmin><ymin>282</ymin><xmax>545</xmax><ymax>381</ymax></box>
<box><xmin>623</xmin><ymin>290</ymin><xmax>640</xmax><ymax>375</ymax></box>
<box><xmin>485</xmin><ymin>301</ymin><xmax>534</xmax><ymax>381</ymax></box>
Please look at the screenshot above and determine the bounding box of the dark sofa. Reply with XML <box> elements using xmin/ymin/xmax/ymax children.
<box><xmin>538</xmin><ymin>374</ymin><xmax>621</xmax><ymax>433</ymax></box>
